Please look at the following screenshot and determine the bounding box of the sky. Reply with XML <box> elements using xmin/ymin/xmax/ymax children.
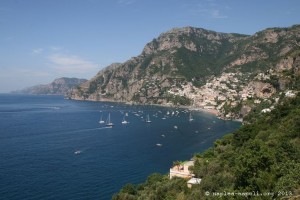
<box><xmin>0</xmin><ymin>0</ymin><xmax>300</xmax><ymax>92</ymax></box>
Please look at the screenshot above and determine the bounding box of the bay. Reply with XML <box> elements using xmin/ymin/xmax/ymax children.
<box><xmin>0</xmin><ymin>94</ymin><xmax>241</xmax><ymax>200</ymax></box>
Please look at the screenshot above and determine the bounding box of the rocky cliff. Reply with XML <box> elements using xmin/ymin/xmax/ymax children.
<box><xmin>14</xmin><ymin>77</ymin><xmax>87</xmax><ymax>95</ymax></box>
<box><xmin>69</xmin><ymin>25</ymin><xmax>300</xmax><ymax>119</ymax></box>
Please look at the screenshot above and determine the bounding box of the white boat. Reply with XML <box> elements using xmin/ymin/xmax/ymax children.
<box><xmin>174</xmin><ymin>125</ymin><xmax>178</xmax><ymax>129</ymax></box>
<box><xmin>74</xmin><ymin>150</ymin><xmax>82</xmax><ymax>155</ymax></box>
<box><xmin>189</xmin><ymin>113</ymin><xmax>194</xmax><ymax>121</ymax></box>
<box><xmin>99</xmin><ymin>115</ymin><xmax>105</xmax><ymax>124</ymax></box>
<box><xmin>146</xmin><ymin>114</ymin><xmax>151</xmax><ymax>123</ymax></box>
<box><xmin>121</xmin><ymin>115</ymin><xmax>129</xmax><ymax>124</ymax></box>
<box><xmin>106</xmin><ymin>113</ymin><xmax>114</xmax><ymax>126</ymax></box>
<box><xmin>156</xmin><ymin>143</ymin><xmax>162</xmax><ymax>146</ymax></box>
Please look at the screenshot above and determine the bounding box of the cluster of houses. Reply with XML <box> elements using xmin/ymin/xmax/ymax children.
<box><xmin>165</xmin><ymin>70</ymin><xmax>298</xmax><ymax>119</ymax></box>
<box><xmin>166</xmin><ymin>72</ymin><xmax>246</xmax><ymax>116</ymax></box>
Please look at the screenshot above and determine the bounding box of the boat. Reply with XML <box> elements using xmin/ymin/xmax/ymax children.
<box><xmin>174</xmin><ymin>125</ymin><xmax>178</xmax><ymax>129</ymax></box>
<box><xmin>121</xmin><ymin>115</ymin><xmax>129</xmax><ymax>124</ymax></box>
<box><xmin>99</xmin><ymin>115</ymin><xmax>105</xmax><ymax>124</ymax></box>
<box><xmin>189</xmin><ymin>113</ymin><xmax>194</xmax><ymax>121</ymax></box>
<box><xmin>106</xmin><ymin>113</ymin><xmax>114</xmax><ymax>126</ymax></box>
<box><xmin>156</xmin><ymin>143</ymin><xmax>162</xmax><ymax>147</ymax></box>
<box><xmin>146</xmin><ymin>114</ymin><xmax>151</xmax><ymax>123</ymax></box>
<box><xmin>74</xmin><ymin>150</ymin><xmax>82</xmax><ymax>155</ymax></box>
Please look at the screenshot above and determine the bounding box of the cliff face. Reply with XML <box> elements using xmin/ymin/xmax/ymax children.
<box><xmin>69</xmin><ymin>25</ymin><xmax>300</xmax><ymax>119</ymax></box>
<box><xmin>15</xmin><ymin>77</ymin><xmax>87</xmax><ymax>95</ymax></box>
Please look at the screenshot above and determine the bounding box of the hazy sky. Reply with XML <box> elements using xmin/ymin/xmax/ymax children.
<box><xmin>0</xmin><ymin>0</ymin><xmax>300</xmax><ymax>92</ymax></box>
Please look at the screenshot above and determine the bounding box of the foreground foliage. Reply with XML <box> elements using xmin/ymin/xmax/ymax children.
<box><xmin>113</xmin><ymin>93</ymin><xmax>300</xmax><ymax>200</ymax></box>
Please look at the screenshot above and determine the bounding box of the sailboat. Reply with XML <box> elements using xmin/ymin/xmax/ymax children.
<box><xmin>99</xmin><ymin>115</ymin><xmax>105</xmax><ymax>124</ymax></box>
<box><xmin>189</xmin><ymin>113</ymin><xmax>194</xmax><ymax>121</ymax></box>
<box><xmin>106</xmin><ymin>113</ymin><xmax>114</xmax><ymax>127</ymax></box>
<box><xmin>121</xmin><ymin>115</ymin><xmax>129</xmax><ymax>124</ymax></box>
<box><xmin>146</xmin><ymin>114</ymin><xmax>151</xmax><ymax>123</ymax></box>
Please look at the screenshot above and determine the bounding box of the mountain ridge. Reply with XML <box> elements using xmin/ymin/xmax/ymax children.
<box><xmin>13</xmin><ymin>77</ymin><xmax>87</xmax><ymax>95</ymax></box>
<box><xmin>69</xmin><ymin>24</ymin><xmax>300</xmax><ymax>120</ymax></box>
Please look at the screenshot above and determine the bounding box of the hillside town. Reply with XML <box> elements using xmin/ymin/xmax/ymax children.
<box><xmin>166</xmin><ymin>70</ymin><xmax>297</xmax><ymax>120</ymax></box>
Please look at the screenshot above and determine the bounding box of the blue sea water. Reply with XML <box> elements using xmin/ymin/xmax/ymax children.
<box><xmin>0</xmin><ymin>94</ymin><xmax>241</xmax><ymax>200</ymax></box>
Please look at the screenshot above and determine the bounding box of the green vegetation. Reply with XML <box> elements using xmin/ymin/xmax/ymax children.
<box><xmin>113</xmin><ymin>174</ymin><xmax>189</xmax><ymax>200</ymax></box>
<box><xmin>238</xmin><ymin>60</ymin><xmax>271</xmax><ymax>75</ymax></box>
<box><xmin>222</xmin><ymin>101</ymin><xmax>243</xmax><ymax>116</ymax></box>
<box><xmin>265</xmin><ymin>74</ymin><xmax>280</xmax><ymax>90</ymax></box>
<box><xmin>166</xmin><ymin>94</ymin><xmax>192</xmax><ymax>106</ymax></box>
<box><xmin>88</xmin><ymin>81</ymin><xmax>99</xmax><ymax>94</ymax></box>
<box><xmin>113</xmin><ymin>94</ymin><xmax>300</xmax><ymax>199</ymax></box>
<box><xmin>140</xmin><ymin>54</ymin><xmax>154</xmax><ymax>70</ymax></box>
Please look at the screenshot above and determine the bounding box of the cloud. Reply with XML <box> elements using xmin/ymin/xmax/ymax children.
<box><xmin>211</xmin><ymin>9</ymin><xmax>228</xmax><ymax>19</ymax></box>
<box><xmin>31</xmin><ymin>48</ymin><xmax>44</xmax><ymax>55</ymax></box>
<box><xmin>117</xmin><ymin>0</ymin><xmax>136</xmax><ymax>5</ymax></box>
<box><xmin>186</xmin><ymin>0</ymin><xmax>228</xmax><ymax>19</ymax></box>
<box><xmin>48</xmin><ymin>54</ymin><xmax>98</xmax><ymax>74</ymax></box>
<box><xmin>50</xmin><ymin>46</ymin><xmax>63</xmax><ymax>51</ymax></box>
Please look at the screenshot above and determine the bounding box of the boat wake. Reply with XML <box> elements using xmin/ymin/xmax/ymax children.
<box><xmin>71</xmin><ymin>127</ymin><xmax>111</xmax><ymax>133</ymax></box>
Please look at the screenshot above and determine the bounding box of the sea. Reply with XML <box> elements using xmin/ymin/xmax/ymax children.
<box><xmin>0</xmin><ymin>94</ymin><xmax>241</xmax><ymax>200</ymax></box>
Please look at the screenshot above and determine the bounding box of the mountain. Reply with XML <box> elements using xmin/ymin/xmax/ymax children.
<box><xmin>14</xmin><ymin>77</ymin><xmax>87</xmax><ymax>95</ymax></box>
<box><xmin>69</xmin><ymin>25</ymin><xmax>300</xmax><ymax>120</ymax></box>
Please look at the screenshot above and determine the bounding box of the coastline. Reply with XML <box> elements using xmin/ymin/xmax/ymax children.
<box><xmin>68</xmin><ymin>97</ymin><xmax>242</xmax><ymax>121</ymax></box>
